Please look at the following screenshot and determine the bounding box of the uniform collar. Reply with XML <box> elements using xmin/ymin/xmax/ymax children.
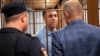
<box><xmin>0</xmin><ymin>28</ymin><xmax>22</xmax><ymax>33</ymax></box>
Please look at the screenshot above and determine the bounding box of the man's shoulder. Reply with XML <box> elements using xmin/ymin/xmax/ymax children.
<box><xmin>55</xmin><ymin>26</ymin><xmax>66</xmax><ymax>33</ymax></box>
<box><xmin>86</xmin><ymin>24</ymin><xmax>100</xmax><ymax>32</ymax></box>
<box><xmin>53</xmin><ymin>27</ymin><xmax>67</xmax><ymax>36</ymax></box>
<box><xmin>37</xmin><ymin>28</ymin><xmax>45</xmax><ymax>33</ymax></box>
<box><xmin>19</xmin><ymin>33</ymin><xmax>39</xmax><ymax>41</ymax></box>
<box><xmin>36</xmin><ymin>28</ymin><xmax>46</xmax><ymax>37</ymax></box>
<box><xmin>16</xmin><ymin>34</ymin><xmax>42</xmax><ymax>55</ymax></box>
<box><xmin>17</xmin><ymin>34</ymin><xmax>40</xmax><ymax>48</ymax></box>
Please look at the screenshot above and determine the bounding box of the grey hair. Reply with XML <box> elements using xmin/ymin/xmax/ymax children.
<box><xmin>62</xmin><ymin>0</ymin><xmax>83</xmax><ymax>17</ymax></box>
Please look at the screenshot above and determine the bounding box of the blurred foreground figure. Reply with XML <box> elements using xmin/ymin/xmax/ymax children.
<box><xmin>0</xmin><ymin>1</ymin><xmax>47</xmax><ymax>56</ymax></box>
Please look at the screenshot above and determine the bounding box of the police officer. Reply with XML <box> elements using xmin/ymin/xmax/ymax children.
<box><xmin>0</xmin><ymin>1</ymin><xmax>47</xmax><ymax>56</ymax></box>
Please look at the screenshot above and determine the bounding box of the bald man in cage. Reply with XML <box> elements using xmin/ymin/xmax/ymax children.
<box><xmin>36</xmin><ymin>9</ymin><xmax>58</xmax><ymax>56</ymax></box>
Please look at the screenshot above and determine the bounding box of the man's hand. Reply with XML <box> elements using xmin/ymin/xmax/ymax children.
<box><xmin>41</xmin><ymin>48</ymin><xmax>48</xmax><ymax>56</ymax></box>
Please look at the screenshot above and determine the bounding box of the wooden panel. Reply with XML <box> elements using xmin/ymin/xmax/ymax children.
<box><xmin>5</xmin><ymin>0</ymin><xmax>11</xmax><ymax>4</ymax></box>
<box><xmin>92</xmin><ymin>0</ymin><xmax>99</xmax><ymax>26</ymax></box>
<box><xmin>87</xmin><ymin>0</ymin><xmax>99</xmax><ymax>26</ymax></box>
<box><xmin>24</xmin><ymin>0</ymin><xmax>57</xmax><ymax>9</ymax></box>
<box><xmin>87</xmin><ymin>0</ymin><xmax>92</xmax><ymax>24</ymax></box>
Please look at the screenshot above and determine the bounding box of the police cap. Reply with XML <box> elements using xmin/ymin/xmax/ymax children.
<box><xmin>1</xmin><ymin>1</ymin><xmax>28</xmax><ymax>17</ymax></box>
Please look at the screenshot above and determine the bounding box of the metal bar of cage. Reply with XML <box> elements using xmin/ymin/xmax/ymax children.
<box><xmin>33</xmin><ymin>0</ymin><xmax>36</xmax><ymax>34</ymax></box>
<box><xmin>45</xmin><ymin>0</ymin><xmax>49</xmax><ymax>55</ymax></box>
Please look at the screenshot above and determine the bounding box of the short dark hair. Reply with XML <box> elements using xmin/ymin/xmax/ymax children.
<box><xmin>42</xmin><ymin>8</ymin><xmax>56</xmax><ymax>17</ymax></box>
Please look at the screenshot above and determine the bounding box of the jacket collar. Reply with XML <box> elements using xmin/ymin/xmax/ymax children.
<box><xmin>69</xmin><ymin>19</ymin><xmax>84</xmax><ymax>26</ymax></box>
<box><xmin>0</xmin><ymin>28</ymin><xmax>22</xmax><ymax>33</ymax></box>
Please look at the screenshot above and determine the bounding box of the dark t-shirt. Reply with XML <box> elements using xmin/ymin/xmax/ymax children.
<box><xmin>0</xmin><ymin>28</ymin><xmax>42</xmax><ymax>56</ymax></box>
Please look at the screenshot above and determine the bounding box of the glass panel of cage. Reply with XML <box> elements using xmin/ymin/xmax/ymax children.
<box><xmin>0</xmin><ymin>0</ymin><xmax>92</xmax><ymax>34</ymax></box>
<box><xmin>24</xmin><ymin>0</ymin><xmax>62</xmax><ymax>35</ymax></box>
<box><xmin>25</xmin><ymin>0</ymin><xmax>89</xmax><ymax>34</ymax></box>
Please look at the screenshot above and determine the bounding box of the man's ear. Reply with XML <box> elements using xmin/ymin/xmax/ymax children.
<box><xmin>64</xmin><ymin>12</ymin><xmax>70</xmax><ymax>19</ymax></box>
<box><xmin>20</xmin><ymin>14</ymin><xmax>25</xmax><ymax>23</ymax></box>
<box><xmin>64</xmin><ymin>12</ymin><xmax>68</xmax><ymax>17</ymax></box>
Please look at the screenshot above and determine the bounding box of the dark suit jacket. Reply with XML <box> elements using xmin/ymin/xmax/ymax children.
<box><xmin>52</xmin><ymin>20</ymin><xmax>100</xmax><ymax>56</ymax></box>
<box><xmin>0</xmin><ymin>28</ymin><xmax>42</xmax><ymax>56</ymax></box>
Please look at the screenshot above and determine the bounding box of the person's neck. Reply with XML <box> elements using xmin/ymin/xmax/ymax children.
<box><xmin>5</xmin><ymin>22</ymin><xmax>23</xmax><ymax>32</ymax></box>
<box><xmin>67</xmin><ymin>16</ymin><xmax>83</xmax><ymax>25</ymax></box>
<box><xmin>46</xmin><ymin>26</ymin><xmax>56</xmax><ymax>32</ymax></box>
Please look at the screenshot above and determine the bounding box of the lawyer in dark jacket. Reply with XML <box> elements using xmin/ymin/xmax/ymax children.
<box><xmin>52</xmin><ymin>0</ymin><xmax>100</xmax><ymax>56</ymax></box>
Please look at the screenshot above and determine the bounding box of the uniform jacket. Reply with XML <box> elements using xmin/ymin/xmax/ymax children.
<box><xmin>0</xmin><ymin>28</ymin><xmax>42</xmax><ymax>56</ymax></box>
